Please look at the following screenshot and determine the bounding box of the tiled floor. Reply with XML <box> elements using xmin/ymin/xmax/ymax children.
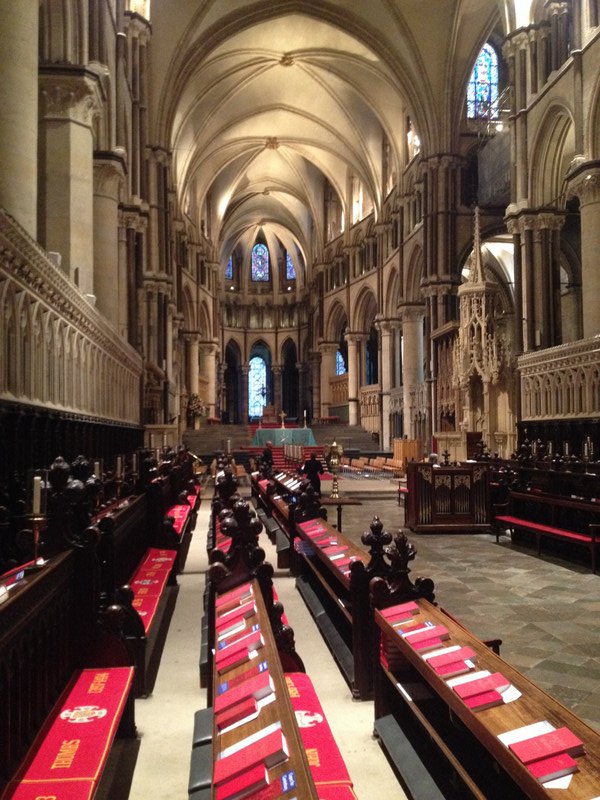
<box><xmin>334</xmin><ymin>481</ymin><xmax>600</xmax><ymax>732</ymax></box>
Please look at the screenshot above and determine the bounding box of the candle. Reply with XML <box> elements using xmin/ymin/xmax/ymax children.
<box><xmin>304</xmin><ymin>409</ymin><xmax>307</xmax><ymax>419</ymax></box>
<box><xmin>132</xmin><ymin>453</ymin><xmax>138</xmax><ymax>473</ymax></box>
<box><xmin>94</xmin><ymin>461</ymin><xmax>100</xmax><ymax>478</ymax></box>
<box><xmin>116</xmin><ymin>456</ymin><xmax>122</xmax><ymax>478</ymax></box>
<box><xmin>32</xmin><ymin>476</ymin><xmax>42</xmax><ymax>515</ymax></box>
<box><xmin>163</xmin><ymin>433</ymin><xmax>167</xmax><ymax>448</ymax></box>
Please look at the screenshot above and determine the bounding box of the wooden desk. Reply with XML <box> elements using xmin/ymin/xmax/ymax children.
<box><xmin>211</xmin><ymin>579</ymin><xmax>318</xmax><ymax>799</ymax></box>
<box><xmin>320</xmin><ymin>496</ymin><xmax>362</xmax><ymax>532</ymax></box>
<box><xmin>374</xmin><ymin>598</ymin><xmax>600</xmax><ymax>799</ymax></box>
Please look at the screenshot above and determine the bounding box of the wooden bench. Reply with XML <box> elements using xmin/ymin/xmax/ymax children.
<box><xmin>0</xmin><ymin>545</ymin><xmax>137</xmax><ymax>800</ymax></box>
<box><xmin>252</xmin><ymin>472</ymin><xmax>401</xmax><ymax>699</ymax></box>
<box><xmin>494</xmin><ymin>490</ymin><xmax>600</xmax><ymax>572</ymax></box>
<box><xmin>1</xmin><ymin>667</ymin><xmax>135</xmax><ymax>800</ymax></box>
<box><xmin>95</xmin><ymin>481</ymin><xmax>186</xmax><ymax>696</ymax></box>
<box><xmin>372</xmin><ymin>595</ymin><xmax>600</xmax><ymax>799</ymax></box>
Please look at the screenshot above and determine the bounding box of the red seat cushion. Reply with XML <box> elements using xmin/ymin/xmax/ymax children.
<box><xmin>3</xmin><ymin>668</ymin><xmax>134</xmax><ymax>799</ymax></box>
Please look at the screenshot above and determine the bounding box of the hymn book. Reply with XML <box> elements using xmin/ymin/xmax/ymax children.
<box><xmin>214</xmin><ymin>669</ymin><xmax>275</xmax><ymax>714</ymax></box>
<box><xmin>214</xmin><ymin>722</ymin><xmax>289</xmax><ymax>785</ymax></box>
<box><xmin>214</xmin><ymin>761</ymin><xmax>269</xmax><ymax>800</ymax></box>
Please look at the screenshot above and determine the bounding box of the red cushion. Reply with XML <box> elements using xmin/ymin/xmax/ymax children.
<box><xmin>4</xmin><ymin>668</ymin><xmax>134</xmax><ymax>799</ymax></box>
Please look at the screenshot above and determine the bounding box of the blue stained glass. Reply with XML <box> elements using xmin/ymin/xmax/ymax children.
<box><xmin>286</xmin><ymin>253</ymin><xmax>296</xmax><ymax>280</ymax></box>
<box><xmin>336</xmin><ymin>351</ymin><xmax>347</xmax><ymax>375</ymax></box>
<box><xmin>225</xmin><ymin>256</ymin><xmax>233</xmax><ymax>280</ymax></box>
<box><xmin>467</xmin><ymin>43</ymin><xmax>499</xmax><ymax>119</ymax></box>
<box><xmin>251</xmin><ymin>243</ymin><xmax>270</xmax><ymax>281</ymax></box>
<box><xmin>248</xmin><ymin>356</ymin><xmax>267</xmax><ymax>417</ymax></box>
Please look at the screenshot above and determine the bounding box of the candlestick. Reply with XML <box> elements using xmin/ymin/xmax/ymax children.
<box><xmin>32</xmin><ymin>476</ymin><xmax>42</xmax><ymax>515</ymax></box>
<box><xmin>94</xmin><ymin>461</ymin><xmax>100</xmax><ymax>478</ymax></box>
<box><xmin>163</xmin><ymin>433</ymin><xmax>167</xmax><ymax>448</ymax></box>
<box><xmin>132</xmin><ymin>452</ymin><xmax>138</xmax><ymax>474</ymax></box>
<box><xmin>116</xmin><ymin>456</ymin><xmax>122</xmax><ymax>478</ymax></box>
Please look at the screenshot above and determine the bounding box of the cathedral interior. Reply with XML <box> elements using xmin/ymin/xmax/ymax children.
<box><xmin>3</xmin><ymin>4</ymin><xmax>600</xmax><ymax>799</ymax></box>
<box><xmin>3</xmin><ymin>0</ymin><xmax>600</xmax><ymax>473</ymax></box>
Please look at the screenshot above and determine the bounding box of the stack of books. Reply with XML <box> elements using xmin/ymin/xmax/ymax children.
<box><xmin>498</xmin><ymin>721</ymin><xmax>585</xmax><ymax>783</ymax></box>
<box><xmin>213</xmin><ymin>721</ymin><xmax>289</xmax><ymax>799</ymax></box>
<box><xmin>450</xmin><ymin>670</ymin><xmax>512</xmax><ymax>711</ymax></box>
<box><xmin>214</xmin><ymin>583</ymin><xmax>263</xmax><ymax>674</ymax></box>
<box><xmin>214</xmin><ymin>665</ymin><xmax>275</xmax><ymax>733</ymax></box>
<box><xmin>422</xmin><ymin>645</ymin><xmax>479</xmax><ymax>678</ymax></box>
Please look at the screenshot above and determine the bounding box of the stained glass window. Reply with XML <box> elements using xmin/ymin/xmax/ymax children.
<box><xmin>286</xmin><ymin>253</ymin><xmax>296</xmax><ymax>280</ymax></box>
<box><xmin>225</xmin><ymin>256</ymin><xmax>233</xmax><ymax>280</ymax></box>
<box><xmin>251</xmin><ymin>243</ymin><xmax>270</xmax><ymax>281</ymax></box>
<box><xmin>248</xmin><ymin>356</ymin><xmax>267</xmax><ymax>417</ymax></box>
<box><xmin>335</xmin><ymin>350</ymin><xmax>346</xmax><ymax>375</ymax></box>
<box><xmin>467</xmin><ymin>43</ymin><xmax>499</xmax><ymax>119</ymax></box>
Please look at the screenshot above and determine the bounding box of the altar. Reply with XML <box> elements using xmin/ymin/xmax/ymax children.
<box><xmin>252</xmin><ymin>428</ymin><xmax>316</xmax><ymax>446</ymax></box>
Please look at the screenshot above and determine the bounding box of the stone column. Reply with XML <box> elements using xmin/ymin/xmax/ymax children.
<box><xmin>93</xmin><ymin>153</ymin><xmax>126</xmax><ymax>329</ymax></box>
<box><xmin>39</xmin><ymin>70</ymin><xmax>103</xmax><ymax>301</ymax></box>
<box><xmin>317</xmin><ymin>343</ymin><xmax>337</xmax><ymax>420</ymax></box>
<box><xmin>344</xmin><ymin>334</ymin><xmax>360</xmax><ymax>425</ymax></box>
<box><xmin>505</xmin><ymin>209</ymin><xmax>565</xmax><ymax>349</ymax></box>
<box><xmin>200</xmin><ymin>342</ymin><xmax>218</xmax><ymax>418</ymax></box>
<box><xmin>185</xmin><ymin>333</ymin><xmax>199</xmax><ymax>396</ymax></box>
<box><xmin>377</xmin><ymin>318</ymin><xmax>395</xmax><ymax>449</ymax></box>
<box><xmin>567</xmin><ymin>164</ymin><xmax>600</xmax><ymax>337</ymax></box>
<box><xmin>309</xmin><ymin>351</ymin><xmax>321</xmax><ymax>422</ymax></box>
<box><xmin>0</xmin><ymin>2</ymin><xmax>39</xmax><ymax>237</ymax></box>
<box><xmin>399</xmin><ymin>304</ymin><xmax>425</xmax><ymax>439</ymax></box>
<box><xmin>272</xmin><ymin>364</ymin><xmax>283</xmax><ymax>414</ymax></box>
<box><xmin>240</xmin><ymin>364</ymin><xmax>250</xmax><ymax>425</ymax></box>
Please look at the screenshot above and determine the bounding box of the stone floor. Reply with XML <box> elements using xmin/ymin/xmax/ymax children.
<box><xmin>333</xmin><ymin>480</ymin><xmax>600</xmax><ymax>733</ymax></box>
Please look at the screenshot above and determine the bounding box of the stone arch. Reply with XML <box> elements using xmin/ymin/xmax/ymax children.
<box><xmin>385</xmin><ymin>267</ymin><xmax>400</xmax><ymax>318</ymax></box>
<box><xmin>181</xmin><ymin>285</ymin><xmax>196</xmax><ymax>330</ymax></box>
<box><xmin>529</xmin><ymin>104</ymin><xmax>575</xmax><ymax>207</ymax></box>
<box><xmin>351</xmin><ymin>286</ymin><xmax>378</xmax><ymax>333</ymax></box>
<box><xmin>198</xmin><ymin>300</ymin><xmax>211</xmax><ymax>338</ymax></box>
<box><xmin>404</xmin><ymin>243</ymin><xmax>424</xmax><ymax>302</ymax></box>
<box><xmin>324</xmin><ymin>300</ymin><xmax>348</xmax><ymax>342</ymax></box>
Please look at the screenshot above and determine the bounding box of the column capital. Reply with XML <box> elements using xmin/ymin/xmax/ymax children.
<box><xmin>271</xmin><ymin>364</ymin><xmax>282</xmax><ymax>375</ymax></box>
<box><xmin>39</xmin><ymin>67</ymin><xmax>104</xmax><ymax>128</ymax></box>
<box><xmin>119</xmin><ymin>205</ymin><xmax>149</xmax><ymax>231</ymax></box>
<box><xmin>94</xmin><ymin>151</ymin><xmax>127</xmax><ymax>195</ymax></box>
<box><xmin>199</xmin><ymin>340</ymin><xmax>219</xmax><ymax>356</ymax></box>
<box><xmin>182</xmin><ymin>332</ymin><xmax>200</xmax><ymax>344</ymax></box>
<box><xmin>504</xmin><ymin>207</ymin><xmax>566</xmax><ymax>232</ymax></box>
<box><xmin>566</xmin><ymin>160</ymin><xmax>600</xmax><ymax>206</ymax></box>
<box><xmin>397</xmin><ymin>302</ymin><xmax>426</xmax><ymax>322</ymax></box>
<box><xmin>343</xmin><ymin>332</ymin><xmax>364</xmax><ymax>346</ymax></box>
<box><xmin>319</xmin><ymin>340</ymin><xmax>340</xmax><ymax>353</ymax></box>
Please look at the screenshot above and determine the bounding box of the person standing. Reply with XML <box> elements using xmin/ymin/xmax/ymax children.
<box><xmin>301</xmin><ymin>452</ymin><xmax>324</xmax><ymax>496</ymax></box>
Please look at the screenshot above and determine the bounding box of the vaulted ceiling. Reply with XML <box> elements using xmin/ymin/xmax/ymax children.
<box><xmin>149</xmin><ymin>1</ymin><xmax>506</xmax><ymax>284</ymax></box>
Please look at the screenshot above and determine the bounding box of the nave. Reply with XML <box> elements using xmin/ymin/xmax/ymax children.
<box><xmin>101</xmin><ymin>482</ymin><xmax>600</xmax><ymax>799</ymax></box>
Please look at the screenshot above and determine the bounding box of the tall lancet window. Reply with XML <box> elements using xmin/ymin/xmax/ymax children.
<box><xmin>251</xmin><ymin>243</ymin><xmax>270</xmax><ymax>281</ymax></box>
<box><xmin>225</xmin><ymin>256</ymin><xmax>233</xmax><ymax>280</ymax></box>
<box><xmin>467</xmin><ymin>43</ymin><xmax>499</xmax><ymax>119</ymax></box>
<box><xmin>286</xmin><ymin>253</ymin><xmax>296</xmax><ymax>280</ymax></box>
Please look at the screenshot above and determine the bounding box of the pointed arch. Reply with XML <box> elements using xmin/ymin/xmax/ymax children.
<box><xmin>529</xmin><ymin>104</ymin><xmax>575</xmax><ymax>206</ymax></box>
